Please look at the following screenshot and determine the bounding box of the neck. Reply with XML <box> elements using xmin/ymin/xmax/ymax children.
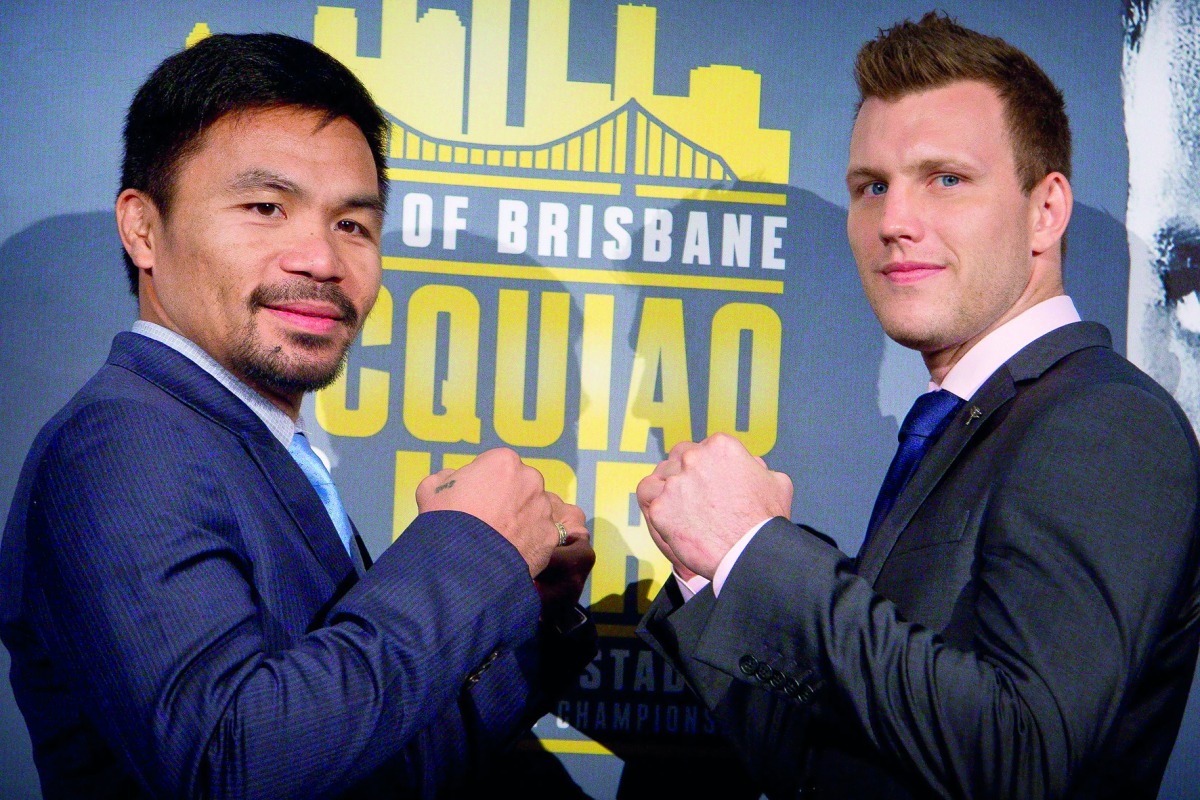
<box><xmin>922</xmin><ymin>251</ymin><xmax>1065</xmax><ymax>383</ymax></box>
<box><xmin>253</xmin><ymin>383</ymin><xmax>303</xmax><ymax>420</ymax></box>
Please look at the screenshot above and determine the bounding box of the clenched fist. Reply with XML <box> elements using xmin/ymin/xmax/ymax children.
<box><xmin>637</xmin><ymin>434</ymin><xmax>793</xmax><ymax>579</ymax></box>
<box><xmin>416</xmin><ymin>448</ymin><xmax>588</xmax><ymax>579</ymax></box>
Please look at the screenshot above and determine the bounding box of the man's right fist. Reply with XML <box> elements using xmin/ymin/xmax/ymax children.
<box><xmin>416</xmin><ymin>448</ymin><xmax>563</xmax><ymax>577</ymax></box>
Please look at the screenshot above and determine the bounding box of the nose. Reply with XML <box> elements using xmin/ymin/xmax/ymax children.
<box><xmin>280</xmin><ymin>224</ymin><xmax>344</xmax><ymax>282</ymax></box>
<box><xmin>878</xmin><ymin>185</ymin><xmax>924</xmax><ymax>245</ymax></box>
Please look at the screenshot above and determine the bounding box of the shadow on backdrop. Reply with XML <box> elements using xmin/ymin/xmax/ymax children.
<box><xmin>0</xmin><ymin>211</ymin><xmax>133</xmax><ymax>799</ymax></box>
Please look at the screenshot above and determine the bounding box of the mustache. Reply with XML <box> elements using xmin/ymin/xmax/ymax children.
<box><xmin>248</xmin><ymin>281</ymin><xmax>360</xmax><ymax>329</ymax></box>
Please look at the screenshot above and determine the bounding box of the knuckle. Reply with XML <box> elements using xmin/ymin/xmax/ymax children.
<box><xmin>529</xmin><ymin>468</ymin><xmax>546</xmax><ymax>493</ymax></box>
<box><xmin>636</xmin><ymin>475</ymin><xmax>654</xmax><ymax>497</ymax></box>
<box><xmin>480</xmin><ymin>447</ymin><xmax>520</xmax><ymax>471</ymax></box>
<box><xmin>706</xmin><ymin>432</ymin><xmax>730</xmax><ymax>449</ymax></box>
<box><xmin>668</xmin><ymin>440</ymin><xmax>693</xmax><ymax>459</ymax></box>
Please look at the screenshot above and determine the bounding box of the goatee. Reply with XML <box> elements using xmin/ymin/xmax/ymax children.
<box><xmin>231</xmin><ymin>281</ymin><xmax>360</xmax><ymax>396</ymax></box>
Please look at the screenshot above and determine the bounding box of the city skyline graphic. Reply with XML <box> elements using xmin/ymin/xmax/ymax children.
<box><xmin>310</xmin><ymin>0</ymin><xmax>791</xmax><ymax>192</ymax></box>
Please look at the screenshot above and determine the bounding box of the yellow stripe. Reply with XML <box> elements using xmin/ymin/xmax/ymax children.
<box><xmin>529</xmin><ymin>737</ymin><xmax>742</xmax><ymax>758</ymax></box>
<box><xmin>387</xmin><ymin>167</ymin><xmax>622</xmax><ymax>196</ymax></box>
<box><xmin>535</xmin><ymin>739</ymin><xmax>616</xmax><ymax>756</ymax></box>
<box><xmin>636</xmin><ymin>185</ymin><xmax>788</xmax><ymax>206</ymax></box>
<box><xmin>594</xmin><ymin>623</ymin><xmax>639</xmax><ymax>638</ymax></box>
<box><xmin>382</xmin><ymin>257</ymin><xmax>784</xmax><ymax>295</ymax></box>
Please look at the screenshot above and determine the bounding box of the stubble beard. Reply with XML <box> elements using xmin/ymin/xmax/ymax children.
<box><xmin>230</xmin><ymin>282</ymin><xmax>361</xmax><ymax>397</ymax></box>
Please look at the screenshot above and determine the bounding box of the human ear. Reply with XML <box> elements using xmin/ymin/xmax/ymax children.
<box><xmin>115</xmin><ymin>189</ymin><xmax>161</xmax><ymax>272</ymax></box>
<box><xmin>1029</xmin><ymin>172</ymin><xmax>1072</xmax><ymax>257</ymax></box>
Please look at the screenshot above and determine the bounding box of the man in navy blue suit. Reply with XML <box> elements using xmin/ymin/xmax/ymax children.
<box><xmin>0</xmin><ymin>33</ymin><xmax>595</xmax><ymax>798</ymax></box>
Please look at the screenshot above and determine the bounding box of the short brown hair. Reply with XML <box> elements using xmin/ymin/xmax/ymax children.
<box><xmin>854</xmin><ymin>11</ymin><xmax>1071</xmax><ymax>193</ymax></box>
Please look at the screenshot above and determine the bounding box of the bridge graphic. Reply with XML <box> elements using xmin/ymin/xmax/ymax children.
<box><xmin>388</xmin><ymin>98</ymin><xmax>737</xmax><ymax>184</ymax></box>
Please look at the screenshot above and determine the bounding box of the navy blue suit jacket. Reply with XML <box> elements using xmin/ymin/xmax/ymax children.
<box><xmin>1</xmin><ymin>332</ymin><xmax>590</xmax><ymax>798</ymax></box>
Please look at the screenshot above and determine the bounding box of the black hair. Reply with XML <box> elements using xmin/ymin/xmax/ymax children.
<box><xmin>120</xmin><ymin>32</ymin><xmax>389</xmax><ymax>295</ymax></box>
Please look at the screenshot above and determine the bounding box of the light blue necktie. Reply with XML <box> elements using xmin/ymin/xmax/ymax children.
<box><xmin>864</xmin><ymin>389</ymin><xmax>965</xmax><ymax>544</ymax></box>
<box><xmin>289</xmin><ymin>432</ymin><xmax>356</xmax><ymax>558</ymax></box>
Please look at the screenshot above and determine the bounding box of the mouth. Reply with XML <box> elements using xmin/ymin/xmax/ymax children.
<box><xmin>250</xmin><ymin>283</ymin><xmax>360</xmax><ymax>337</ymax></box>
<box><xmin>880</xmin><ymin>261</ymin><xmax>945</xmax><ymax>285</ymax></box>
<box><xmin>262</xmin><ymin>301</ymin><xmax>346</xmax><ymax>335</ymax></box>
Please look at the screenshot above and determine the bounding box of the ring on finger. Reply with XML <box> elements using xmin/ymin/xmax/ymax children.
<box><xmin>554</xmin><ymin>521</ymin><xmax>569</xmax><ymax>547</ymax></box>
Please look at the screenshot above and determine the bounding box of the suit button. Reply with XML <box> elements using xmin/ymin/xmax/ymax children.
<box><xmin>798</xmin><ymin>684</ymin><xmax>814</xmax><ymax>703</ymax></box>
<box><xmin>784</xmin><ymin>677</ymin><xmax>802</xmax><ymax>697</ymax></box>
<box><xmin>755</xmin><ymin>663</ymin><xmax>775</xmax><ymax>682</ymax></box>
<box><xmin>739</xmin><ymin>655</ymin><xmax>759</xmax><ymax>675</ymax></box>
<box><xmin>769</xmin><ymin>671</ymin><xmax>788</xmax><ymax>689</ymax></box>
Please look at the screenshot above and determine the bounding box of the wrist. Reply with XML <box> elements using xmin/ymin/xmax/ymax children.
<box><xmin>542</xmin><ymin>602</ymin><xmax>589</xmax><ymax>635</ymax></box>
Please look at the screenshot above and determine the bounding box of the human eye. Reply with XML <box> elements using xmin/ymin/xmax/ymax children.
<box><xmin>861</xmin><ymin>181</ymin><xmax>887</xmax><ymax>197</ymax></box>
<box><xmin>936</xmin><ymin>174</ymin><xmax>961</xmax><ymax>188</ymax></box>
<box><xmin>247</xmin><ymin>202</ymin><xmax>283</xmax><ymax>217</ymax></box>
<box><xmin>336</xmin><ymin>218</ymin><xmax>372</xmax><ymax>239</ymax></box>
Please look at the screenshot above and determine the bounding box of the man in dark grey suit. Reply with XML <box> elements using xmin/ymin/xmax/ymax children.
<box><xmin>636</xmin><ymin>13</ymin><xmax>1200</xmax><ymax>799</ymax></box>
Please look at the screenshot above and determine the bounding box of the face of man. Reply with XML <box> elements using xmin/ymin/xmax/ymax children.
<box><xmin>123</xmin><ymin>106</ymin><xmax>384</xmax><ymax>415</ymax></box>
<box><xmin>846</xmin><ymin>80</ymin><xmax>1061</xmax><ymax>377</ymax></box>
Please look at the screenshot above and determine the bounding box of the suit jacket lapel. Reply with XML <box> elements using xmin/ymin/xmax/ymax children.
<box><xmin>107</xmin><ymin>333</ymin><xmax>355</xmax><ymax>586</ymax></box>
<box><xmin>855</xmin><ymin>321</ymin><xmax>1113</xmax><ymax>584</ymax></box>
<box><xmin>240</xmin><ymin>427</ymin><xmax>357</xmax><ymax>586</ymax></box>
<box><xmin>855</xmin><ymin>374</ymin><xmax>1013</xmax><ymax>583</ymax></box>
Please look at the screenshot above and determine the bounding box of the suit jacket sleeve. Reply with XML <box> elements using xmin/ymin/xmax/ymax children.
<box><xmin>641</xmin><ymin>380</ymin><xmax>1200</xmax><ymax>798</ymax></box>
<box><xmin>22</xmin><ymin>396</ymin><xmax>585</xmax><ymax>798</ymax></box>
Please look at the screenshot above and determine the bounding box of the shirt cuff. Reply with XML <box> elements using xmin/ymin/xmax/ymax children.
<box><xmin>712</xmin><ymin>518</ymin><xmax>772</xmax><ymax>598</ymax></box>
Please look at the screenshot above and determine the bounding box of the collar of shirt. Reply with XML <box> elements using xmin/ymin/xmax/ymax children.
<box><xmin>936</xmin><ymin>295</ymin><xmax>1081</xmax><ymax>401</ymax></box>
<box><xmin>131</xmin><ymin>320</ymin><xmax>300</xmax><ymax>448</ymax></box>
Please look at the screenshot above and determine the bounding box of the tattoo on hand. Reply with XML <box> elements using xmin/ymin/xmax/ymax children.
<box><xmin>434</xmin><ymin>479</ymin><xmax>456</xmax><ymax>494</ymax></box>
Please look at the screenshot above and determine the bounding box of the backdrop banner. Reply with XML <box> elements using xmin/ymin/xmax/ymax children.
<box><xmin>1</xmin><ymin>2</ymin><xmax>1196</xmax><ymax>797</ymax></box>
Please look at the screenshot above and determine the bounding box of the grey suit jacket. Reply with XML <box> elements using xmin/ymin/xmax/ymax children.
<box><xmin>639</xmin><ymin>322</ymin><xmax>1200</xmax><ymax>799</ymax></box>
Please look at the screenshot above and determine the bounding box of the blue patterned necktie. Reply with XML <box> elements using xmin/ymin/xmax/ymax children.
<box><xmin>289</xmin><ymin>432</ymin><xmax>356</xmax><ymax>558</ymax></box>
<box><xmin>865</xmin><ymin>389</ymin><xmax>966</xmax><ymax>543</ymax></box>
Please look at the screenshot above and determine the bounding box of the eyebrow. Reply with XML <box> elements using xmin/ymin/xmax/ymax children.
<box><xmin>228</xmin><ymin>169</ymin><xmax>302</xmax><ymax>197</ymax></box>
<box><xmin>911</xmin><ymin>157</ymin><xmax>978</xmax><ymax>176</ymax></box>
<box><xmin>342</xmin><ymin>194</ymin><xmax>386</xmax><ymax>219</ymax></box>
<box><xmin>845</xmin><ymin>166</ymin><xmax>884</xmax><ymax>185</ymax></box>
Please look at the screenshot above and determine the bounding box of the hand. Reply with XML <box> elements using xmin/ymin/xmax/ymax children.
<box><xmin>637</xmin><ymin>433</ymin><xmax>793</xmax><ymax>579</ymax></box>
<box><xmin>642</xmin><ymin>510</ymin><xmax>700</xmax><ymax>584</ymax></box>
<box><xmin>534</xmin><ymin>495</ymin><xmax>595</xmax><ymax>618</ymax></box>
<box><xmin>415</xmin><ymin>448</ymin><xmax>560</xmax><ymax>576</ymax></box>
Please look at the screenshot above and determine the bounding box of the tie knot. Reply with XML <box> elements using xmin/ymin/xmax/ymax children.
<box><xmin>899</xmin><ymin>389</ymin><xmax>965</xmax><ymax>440</ymax></box>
